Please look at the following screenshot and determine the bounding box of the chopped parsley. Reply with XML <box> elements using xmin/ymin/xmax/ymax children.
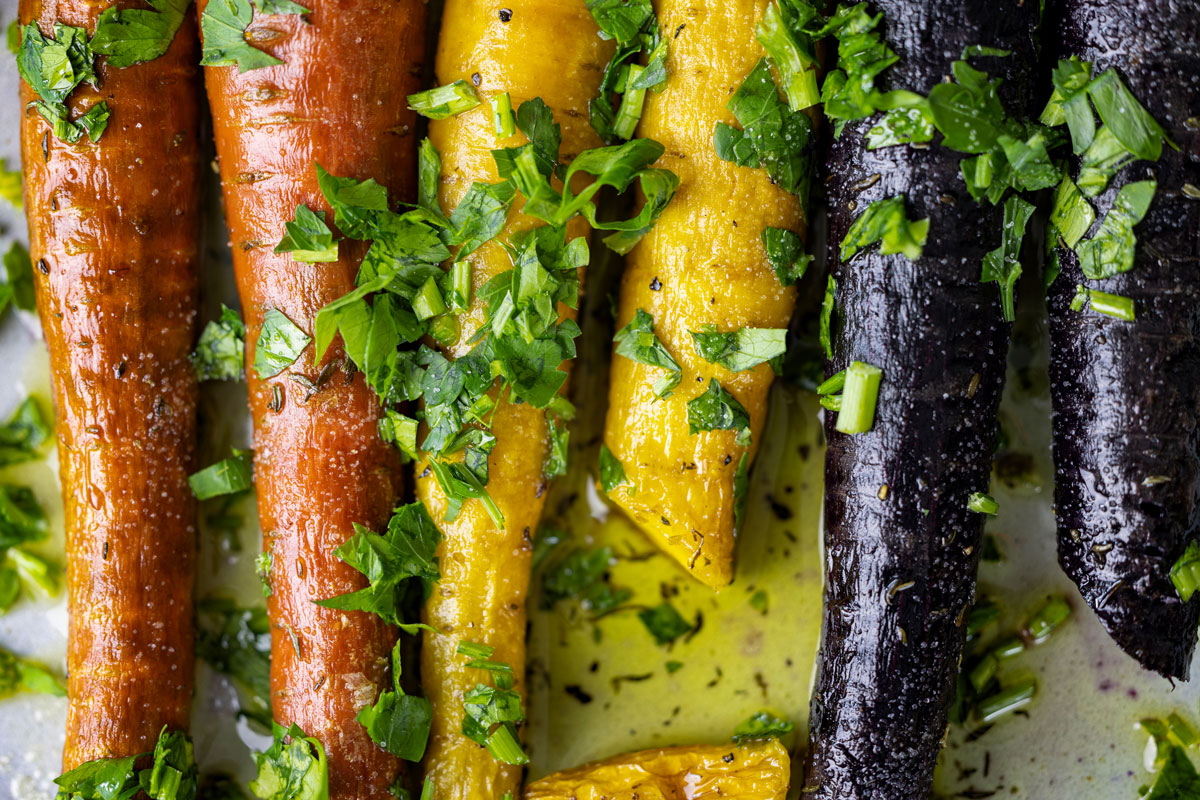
<box><xmin>731</xmin><ymin>710</ymin><xmax>794</xmax><ymax>744</ymax></box>
<box><xmin>1170</xmin><ymin>541</ymin><xmax>1200</xmax><ymax>603</ymax></box>
<box><xmin>0</xmin><ymin>483</ymin><xmax>50</xmax><ymax>550</ymax></box>
<box><xmin>761</xmin><ymin>226</ymin><xmax>811</xmax><ymax>286</ymax></box>
<box><xmin>357</xmin><ymin>641</ymin><xmax>433</xmax><ymax>762</ymax></box>
<box><xmin>687</xmin><ymin>379</ymin><xmax>750</xmax><ymax>445</ymax></box>
<box><xmin>90</xmin><ymin>0</ymin><xmax>191</xmax><ymax>68</ymax></box>
<box><xmin>275</xmin><ymin>204</ymin><xmax>339</xmax><ymax>263</ymax></box>
<box><xmin>0</xmin><ymin>396</ymin><xmax>51</xmax><ymax>467</ymax></box>
<box><xmin>1075</xmin><ymin>180</ymin><xmax>1155</xmax><ymax>280</ymax></box>
<box><xmin>315</xmin><ymin>502</ymin><xmax>442</xmax><ymax>627</ymax></box>
<box><xmin>0</xmin><ymin>159</ymin><xmax>21</xmax><ymax>209</ymax></box>
<box><xmin>586</xmin><ymin>0</ymin><xmax>667</xmax><ymax>142</ymax></box>
<box><xmin>200</xmin><ymin>0</ymin><xmax>308</xmax><ymax>73</ymax></box>
<box><xmin>755</xmin><ymin>1</ymin><xmax>821</xmax><ymax>111</ymax></box>
<box><xmin>0</xmin><ymin>644</ymin><xmax>64</xmax><ymax>698</ymax></box>
<box><xmin>613</xmin><ymin>309</ymin><xmax>681</xmax><ymax>397</ymax></box>
<box><xmin>690</xmin><ymin>327</ymin><xmax>786</xmax><ymax>373</ymax></box>
<box><xmin>1147</xmin><ymin>746</ymin><xmax>1200</xmax><ymax>799</ymax></box>
<box><xmin>833</xmin><ymin>361</ymin><xmax>882</xmax><ymax>435</ymax></box>
<box><xmin>714</xmin><ymin>57</ymin><xmax>814</xmax><ymax>198</ymax></box>
<box><xmin>189</xmin><ymin>449</ymin><xmax>253</xmax><ymax>500</ymax></box>
<box><xmin>196</xmin><ymin>597</ymin><xmax>271</xmax><ymax>729</ymax></box>
<box><xmin>459</xmin><ymin>641</ymin><xmax>528</xmax><ymax>765</ymax></box>
<box><xmin>254</xmin><ymin>309</ymin><xmax>311</xmax><ymax>379</ymax></box>
<box><xmin>981</xmin><ymin>195</ymin><xmax>1035</xmax><ymax>322</ymax></box>
<box><xmin>53</xmin><ymin>726</ymin><xmax>196</xmax><ymax>800</ymax></box>
<box><xmin>15</xmin><ymin>22</ymin><xmax>108</xmax><ymax>143</ymax></box>
<box><xmin>192</xmin><ymin>305</ymin><xmax>247</xmax><ymax>382</ymax></box>
<box><xmin>1048</xmin><ymin>178</ymin><xmax>1095</xmax><ymax>249</ymax></box>
<box><xmin>840</xmin><ymin>195</ymin><xmax>928</xmax><ymax>262</ymax></box>
<box><xmin>250</xmin><ymin>723</ymin><xmax>327</xmax><ymax>800</ymax></box>
<box><xmin>1069</xmin><ymin>284</ymin><xmax>1135</xmax><ymax>322</ymax></box>
<box><xmin>637</xmin><ymin>602</ymin><xmax>693</xmax><ymax>645</ymax></box>
<box><xmin>539</xmin><ymin>547</ymin><xmax>630</xmax><ymax>617</ymax></box>
<box><xmin>598</xmin><ymin>444</ymin><xmax>628</xmax><ymax>494</ymax></box>
<box><xmin>819</xmin><ymin>275</ymin><xmax>837</xmax><ymax>359</ymax></box>
<box><xmin>967</xmin><ymin>492</ymin><xmax>999</xmax><ymax>515</ymax></box>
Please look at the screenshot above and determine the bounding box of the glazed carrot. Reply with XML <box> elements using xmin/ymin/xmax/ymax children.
<box><xmin>17</xmin><ymin>0</ymin><xmax>203</xmax><ymax>770</ymax></box>
<box><xmin>601</xmin><ymin>0</ymin><xmax>806</xmax><ymax>588</ymax></box>
<box><xmin>416</xmin><ymin>3</ymin><xmax>611</xmax><ymax>797</ymax></box>
<box><xmin>198</xmin><ymin>1</ymin><xmax>425</xmax><ymax>796</ymax></box>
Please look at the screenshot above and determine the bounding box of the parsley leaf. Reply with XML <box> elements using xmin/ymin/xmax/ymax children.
<box><xmin>459</xmin><ymin>643</ymin><xmax>529</xmax><ymax>765</ymax></box>
<box><xmin>199</xmin><ymin>0</ymin><xmax>282</xmax><ymax>73</ymax></box>
<box><xmin>1077</xmin><ymin>126</ymin><xmax>1135</xmax><ymax>198</ymax></box>
<box><xmin>1148</xmin><ymin>746</ymin><xmax>1200</xmax><ymax>800</ymax></box>
<box><xmin>1039</xmin><ymin>56</ymin><xmax>1095</xmax><ymax>153</ymax></box>
<box><xmin>250</xmin><ymin>723</ymin><xmax>327</xmax><ymax>800</ymax></box>
<box><xmin>586</xmin><ymin>0</ymin><xmax>653</xmax><ymax>42</ymax></box>
<box><xmin>841</xmin><ymin>195</ymin><xmax>928</xmax><ymax>262</ymax></box>
<box><xmin>598</xmin><ymin>444</ymin><xmax>627</xmax><ymax>494</ymax></box>
<box><xmin>53</xmin><ymin>727</ymin><xmax>197</xmax><ymax>800</ymax></box>
<box><xmin>16</xmin><ymin>22</ymin><xmax>108</xmax><ymax>143</ymax></box>
<box><xmin>715</xmin><ymin>58</ymin><xmax>814</xmax><ymax>197</ymax></box>
<box><xmin>192</xmin><ymin>305</ymin><xmax>247</xmax><ymax>381</ymax></box>
<box><xmin>613</xmin><ymin>309</ymin><xmax>681</xmax><ymax>397</ymax></box>
<box><xmin>817</xmin><ymin>4</ymin><xmax>896</xmax><ymax>126</ymax></box>
<box><xmin>1087</xmin><ymin>68</ymin><xmax>1174</xmax><ymax>162</ymax></box>
<box><xmin>1075</xmin><ymin>180</ymin><xmax>1155</xmax><ymax>280</ymax></box>
<box><xmin>927</xmin><ymin>60</ymin><xmax>1008</xmax><ymax>154</ymax></box>
<box><xmin>637</xmin><ymin>602</ymin><xmax>693</xmax><ymax>645</ymax></box>
<box><xmin>1048</xmin><ymin>178</ymin><xmax>1095</xmax><ymax>249</ymax></box>
<box><xmin>539</xmin><ymin>547</ymin><xmax>630</xmax><ymax>616</ymax></box>
<box><xmin>275</xmin><ymin>204</ymin><xmax>339</xmax><ymax>263</ymax></box>
<box><xmin>254</xmin><ymin>309</ymin><xmax>310</xmax><ymax>378</ymax></box>
<box><xmin>867</xmin><ymin>102</ymin><xmax>935</xmax><ymax>149</ymax></box>
<box><xmin>691</xmin><ymin>327</ymin><xmax>786</xmax><ymax>373</ymax></box>
<box><xmin>544</xmin><ymin>416</ymin><xmax>569</xmax><ymax>480</ymax></box>
<box><xmin>315</xmin><ymin>502</ymin><xmax>443</xmax><ymax>626</ymax></box>
<box><xmin>760</xmin><ymin>226</ymin><xmax>811</xmax><ymax>286</ymax></box>
<box><xmin>0</xmin><ymin>484</ymin><xmax>49</xmax><ymax>550</ymax></box>
<box><xmin>731</xmin><ymin>710</ymin><xmax>795</xmax><ymax>744</ymax></box>
<box><xmin>2</xmin><ymin>242</ymin><xmax>35</xmax><ymax>312</ymax></box>
<box><xmin>981</xmin><ymin>195</ymin><xmax>1035</xmax><ymax>322</ymax></box>
<box><xmin>189</xmin><ymin>449</ymin><xmax>253</xmax><ymax>500</ymax></box>
<box><xmin>0</xmin><ymin>644</ymin><xmax>64</xmax><ymax>698</ymax></box>
<box><xmin>90</xmin><ymin>0</ymin><xmax>190</xmax><ymax>68</ymax></box>
<box><xmin>755</xmin><ymin>1</ymin><xmax>820</xmax><ymax>111</ymax></box>
<box><xmin>0</xmin><ymin>396</ymin><xmax>51</xmax><ymax>467</ymax></box>
<box><xmin>687</xmin><ymin>379</ymin><xmax>750</xmax><ymax>442</ymax></box>
<box><xmin>586</xmin><ymin>0</ymin><xmax>666</xmax><ymax>142</ymax></box>
<box><xmin>443</xmin><ymin>181</ymin><xmax>516</xmax><ymax>259</ymax></box>
<box><xmin>358</xmin><ymin>689</ymin><xmax>432</xmax><ymax>763</ymax></box>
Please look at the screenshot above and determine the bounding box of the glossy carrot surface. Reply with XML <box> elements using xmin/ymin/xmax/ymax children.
<box><xmin>18</xmin><ymin>0</ymin><xmax>203</xmax><ymax>769</ymax></box>
<box><xmin>200</xmin><ymin>1</ymin><xmax>425</xmax><ymax>795</ymax></box>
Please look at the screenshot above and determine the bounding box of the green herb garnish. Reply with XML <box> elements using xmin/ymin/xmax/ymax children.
<box><xmin>189</xmin><ymin>449</ymin><xmax>253</xmax><ymax>500</ymax></box>
<box><xmin>841</xmin><ymin>196</ymin><xmax>928</xmax><ymax>262</ymax></box>
<box><xmin>249</xmin><ymin>723</ymin><xmax>327</xmax><ymax>800</ymax></box>
<box><xmin>637</xmin><ymin>602</ymin><xmax>693</xmax><ymax>645</ymax></box>
<box><xmin>613</xmin><ymin>309</ymin><xmax>681</xmax><ymax>397</ymax></box>
<box><xmin>254</xmin><ymin>308</ymin><xmax>311</xmax><ymax>378</ymax></box>
<box><xmin>192</xmin><ymin>305</ymin><xmax>247</xmax><ymax>382</ymax></box>
<box><xmin>690</xmin><ymin>327</ymin><xmax>786</xmax><ymax>373</ymax></box>
<box><xmin>731</xmin><ymin>710</ymin><xmax>794</xmax><ymax>744</ymax></box>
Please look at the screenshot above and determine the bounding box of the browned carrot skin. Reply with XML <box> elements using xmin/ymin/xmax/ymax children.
<box><xmin>18</xmin><ymin>0</ymin><xmax>203</xmax><ymax>770</ymax></box>
<box><xmin>199</xmin><ymin>1</ymin><xmax>424</xmax><ymax>795</ymax></box>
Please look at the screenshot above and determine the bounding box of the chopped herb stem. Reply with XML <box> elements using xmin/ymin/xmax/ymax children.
<box><xmin>1170</xmin><ymin>541</ymin><xmax>1200</xmax><ymax>602</ymax></box>
<box><xmin>817</xmin><ymin>370</ymin><xmax>846</xmax><ymax>396</ymax></box>
<box><xmin>413</xmin><ymin>276</ymin><xmax>447</xmax><ymax>321</ymax></box>
<box><xmin>1026</xmin><ymin>595</ymin><xmax>1071</xmax><ymax>643</ymax></box>
<box><xmin>1069</xmin><ymin>284</ymin><xmax>1135</xmax><ymax>321</ymax></box>
<box><xmin>491</xmin><ymin>91</ymin><xmax>516</xmax><ymax>137</ymax></box>
<box><xmin>408</xmin><ymin>80</ymin><xmax>481</xmax><ymax>119</ymax></box>
<box><xmin>613</xmin><ymin>65</ymin><xmax>648</xmax><ymax>140</ymax></box>
<box><xmin>977</xmin><ymin>679</ymin><xmax>1035</xmax><ymax>723</ymax></box>
<box><xmin>833</xmin><ymin>361</ymin><xmax>882</xmax><ymax>435</ymax></box>
<box><xmin>967</xmin><ymin>492</ymin><xmax>998</xmax><ymax>515</ymax></box>
<box><xmin>968</xmin><ymin>653</ymin><xmax>998</xmax><ymax>694</ymax></box>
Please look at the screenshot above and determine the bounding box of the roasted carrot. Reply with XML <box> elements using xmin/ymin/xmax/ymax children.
<box><xmin>524</xmin><ymin>739</ymin><xmax>791</xmax><ymax>800</ymax></box>
<box><xmin>17</xmin><ymin>0</ymin><xmax>203</xmax><ymax>769</ymax></box>
<box><xmin>601</xmin><ymin>0</ymin><xmax>806</xmax><ymax>588</ymax></box>
<box><xmin>1046</xmin><ymin>0</ymin><xmax>1200</xmax><ymax>679</ymax></box>
<box><xmin>198</xmin><ymin>1</ymin><xmax>425</xmax><ymax>796</ymax></box>
<box><xmin>416</xmin><ymin>3</ymin><xmax>611</xmax><ymax>796</ymax></box>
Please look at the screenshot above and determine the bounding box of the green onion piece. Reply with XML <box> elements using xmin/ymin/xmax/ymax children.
<box><xmin>754</xmin><ymin>2</ymin><xmax>819</xmax><ymax>111</ymax></box>
<box><xmin>457</xmin><ymin>640</ymin><xmax>495</xmax><ymax>659</ymax></box>
<box><xmin>1169</xmin><ymin>712</ymin><xmax>1200</xmax><ymax>748</ymax></box>
<box><xmin>819</xmin><ymin>394</ymin><xmax>841</xmax><ymax>412</ymax></box>
<box><xmin>967</xmin><ymin>492</ymin><xmax>999</xmax><ymax>515</ymax></box>
<box><xmin>991</xmin><ymin>635</ymin><xmax>1026</xmax><ymax>660</ymax></box>
<box><xmin>449</xmin><ymin>260</ymin><xmax>472</xmax><ymax>312</ymax></box>
<box><xmin>834</xmin><ymin>361</ymin><xmax>882</xmax><ymax>435</ymax></box>
<box><xmin>413</xmin><ymin>276</ymin><xmax>447</xmax><ymax>321</ymax></box>
<box><xmin>968</xmin><ymin>653</ymin><xmax>998</xmax><ymax>694</ymax></box>
<box><xmin>485</xmin><ymin>724</ymin><xmax>529</xmax><ymax>765</ymax></box>
<box><xmin>1026</xmin><ymin>595</ymin><xmax>1071</xmax><ymax>643</ymax></box>
<box><xmin>977</xmin><ymin>679</ymin><xmax>1036</xmax><ymax>723</ymax></box>
<box><xmin>408</xmin><ymin>80</ymin><xmax>481</xmax><ymax>120</ymax></box>
<box><xmin>613</xmin><ymin>65</ymin><xmax>648</xmax><ymax>141</ymax></box>
<box><xmin>1070</xmin><ymin>284</ymin><xmax>1136</xmax><ymax>321</ymax></box>
<box><xmin>491</xmin><ymin>92</ymin><xmax>515</xmax><ymax>138</ymax></box>
<box><xmin>816</xmin><ymin>370</ymin><xmax>846</xmax><ymax>396</ymax></box>
<box><xmin>1170</xmin><ymin>541</ymin><xmax>1200</xmax><ymax>602</ymax></box>
<box><xmin>429</xmin><ymin>313</ymin><xmax>459</xmax><ymax>346</ymax></box>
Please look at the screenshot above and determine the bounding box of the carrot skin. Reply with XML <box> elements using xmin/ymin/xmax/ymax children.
<box><xmin>18</xmin><ymin>0</ymin><xmax>203</xmax><ymax>770</ymax></box>
<box><xmin>199</xmin><ymin>1</ymin><xmax>425</xmax><ymax>795</ymax></box>
<box><xmin>1047</xmin><ymin>0</ymin><xmax>1200</xmax><ymax>679</ymax></box>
